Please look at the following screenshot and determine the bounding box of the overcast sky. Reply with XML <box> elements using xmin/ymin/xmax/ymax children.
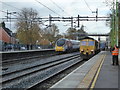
<box><xmin>1</xmin><ymin>0</ymin><xmax>113</xmax><ymax>34</ymax></box>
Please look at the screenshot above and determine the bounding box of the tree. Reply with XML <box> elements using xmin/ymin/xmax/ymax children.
<box><xmin>77</xmin><ymin>25</ymin><xmax>88</xmax><ymax>39</ymax></box>
<box><xmin>105</xmin><ymin>1</ymin><xmax>120</xmax><ymax>47</ymax></box>
<box><xmin>66</xmin><ymin>27</ymin><xmax>77</xmax><ymax>39</ymax></box>
<box><xmin>118</xmin><ymin>3</ymin><xmax>120</xmax><ymax>47</ymax></box>
<box><xmin>16</xmin><ymin>8</ymin><xmax>42</xmax><ymax>45</ymax></box>
<box><xmin>65</xmin><ymin>26</ymin><xmax>87</xmax><ymax>40</ymax></box>
<box><xmin>42</xmin><ymin>23</ymin><xmax>60</xmax><ymax>44</ymax></box>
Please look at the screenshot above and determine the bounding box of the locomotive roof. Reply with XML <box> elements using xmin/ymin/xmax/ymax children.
<box><xmin>81</xmin><ymin>37</ymin><xmax>99</xmax><ymax>42</ymax></box>
<box><xmin>81</xmin><ymin>37</ymin><xmax>95</xmax><ymax>40</ymax></box>
<box><xmin>58</xmin><ymin>38</ymin><xmax>80</xmax><ymax>41</ymax></box>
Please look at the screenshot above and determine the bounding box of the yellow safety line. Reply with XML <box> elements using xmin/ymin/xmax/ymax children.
<box><xmin>90</xmin><ymin>54</ymin><xmax>106</xmax><ymax>89</ymax></box>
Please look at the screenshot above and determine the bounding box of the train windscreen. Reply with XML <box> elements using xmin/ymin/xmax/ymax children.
<box><xmin>56</xmin><ymin>39</ymin><xmax>65</xmax><ymax>46</ymax></box>
<box><xmin>88</xmin><ymin>41</ymin><xmax>94</xmax><ymax>46</ymax></box>
<box><xmin>81</xmin><ymin>41</ymin><xmax>87</xmax><ymax>46</ymax></box>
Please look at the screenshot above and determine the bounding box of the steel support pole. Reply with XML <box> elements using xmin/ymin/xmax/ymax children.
<box><xmin>116</xmin><ymin>0</ymin><xmax>119</xmax><ymax>46</ymax></box>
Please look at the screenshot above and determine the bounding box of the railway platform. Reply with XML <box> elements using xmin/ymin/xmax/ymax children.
<box><xmin>50</xmin><ymin>50</ymin><xmax>120</xmax><ymax>89</ymax></box>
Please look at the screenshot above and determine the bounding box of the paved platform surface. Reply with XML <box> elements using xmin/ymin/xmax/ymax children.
<box><xmin>50</xmin><ymin>50</ymin><xmax>120</xmax><ymax>89</ymax></box>
<box><xmin>94</xmin><ymin>51</ymin><xmax>119</xmax><ymax>88</ymax></box>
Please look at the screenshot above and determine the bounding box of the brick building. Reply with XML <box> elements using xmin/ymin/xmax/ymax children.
<box><xmin>0</xmin><ymin>22</ymin><xmax>18</xmax><ymax>51</ymax></box>
<box><xmin>0</xmin><ymin>26</ymin><xmax>11</xmax><ymax>43</ymax></box>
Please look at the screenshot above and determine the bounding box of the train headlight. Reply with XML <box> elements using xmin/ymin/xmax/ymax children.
<box><xmin>91</xmin><ymin>50</ymin><xmax>94</xmax><ymax>54</ymax></box>
<box><xmin>81</xmin><ymin>49</ymin><xmax>84</xmax><ymax>52</ymax></box>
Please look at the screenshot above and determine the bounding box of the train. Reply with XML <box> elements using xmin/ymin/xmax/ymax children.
<box><xmin>55</xmin><ymin>38</ymin><xmax>80</xmax><ymax>52</ymax></box>
<box><xmin>79</xmin><ymin>37</ymin><xmax>100</xmax><ymax>59</ymax></box>
<box><xmin>100</xmin><ymin>42</ymin><xmax>106</xmax><ymax>51</ymax></box>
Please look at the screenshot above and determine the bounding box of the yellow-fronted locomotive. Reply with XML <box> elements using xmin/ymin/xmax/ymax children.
<box><xmin>55</xmin><ymin>38</ymin><xmax>80</xmax><ymax>52</ymax></box>
<box><xmin>80</xmin><ymin>37</ymin><xmax>100</xmax><ymax>59</ymax></box>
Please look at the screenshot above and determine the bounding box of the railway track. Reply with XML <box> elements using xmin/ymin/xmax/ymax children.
<box><xmin>2</xmin><ymin>52</ymin><xmax>60</xmax><ymax>67</ymax></box>
<box><xmin>2</xmin><ymin>53</ymin><xmax>83</xmax><ymax>89</ymax></box>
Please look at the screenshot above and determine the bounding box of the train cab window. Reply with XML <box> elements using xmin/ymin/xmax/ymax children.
<box><xmin>56</xmin><ymin>39</ymin><xmax>65</xmax><ymax>46</ymax></box>
<box><xmin>88</xmin><ymin>41</ymin><xmax>94</xmax><ymax>46</ymax></box>
<box><xmin>81</xmin><ymin>41</ymin><xmax>87</xmax><ymax>46</ymax></box>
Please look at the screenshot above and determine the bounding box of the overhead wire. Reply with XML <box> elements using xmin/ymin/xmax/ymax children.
<box><xmin>0</xmin><ymin>1</ymin><xmax>22</xmax><ymax>11</ymax></box>
<box><xmin>0</xmin><ymin>1</ymin><xmax>54</xmax><ymax>29</ymax></box>
<box><xmin>34</xmin><ymin>0</ymin><xmax>61</xmax><ymax>16</ymax></box>
<box><xmin>0</xmin><ymin>1</ymin><xmax>23</xmax><ymax>18</ymax></box>
<box><xmin>0</xmin><ymin>10</ymin><xmax>7</xmax><ymax>13</ymax></box>
<box><xmin>49</xmin><ymin>0</ymin><xmax>78</xmax><ymax>28</ymax></box>
<box><xmin>49</xmin><ymin>0</ymin><xmax>70</xmax><ymax>16</ymax></box>
<box><xmin>1</xmin><ymin>0</ymin><xmax>94</xmax><ymax>28</ymax></box>
<box><xmin>0</xmin><ymin>10</ymin><xmax>18</xmax><ymax>17</ymax></box>
<box><xmin>83</xmin><ymin>0</ymin><xmax>93</xmax><ymax>14</ymax></box>
<box><xmin>0</xmin><ymin>1</ymin><xmax>42</xmax><ymax>23</ymax></box>
<box><xmin>1</xmin><ymin>0</ymin><xmax>62</xmax><ymax>17</ymax></box>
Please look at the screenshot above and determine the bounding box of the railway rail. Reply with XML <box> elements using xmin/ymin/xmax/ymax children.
<box><xmin>2</xmin><ymin>52</ymin><xmax>83</xmax><ymax>89</ymax></box>
<box><xmin>2</xmin><ymin>52</ymin><xmax>60</xmax><ymax>67</ymax></box>
<box><xmin>1</xmin><ymin>49</ymin><xmax>61</xmax><ymax>67</ymax></box>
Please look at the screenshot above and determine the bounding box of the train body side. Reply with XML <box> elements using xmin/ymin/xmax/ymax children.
<box><xmin>55</xmin><ymin>38</ymin><xmax>80</xmax><ymax>52</ymax></box>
